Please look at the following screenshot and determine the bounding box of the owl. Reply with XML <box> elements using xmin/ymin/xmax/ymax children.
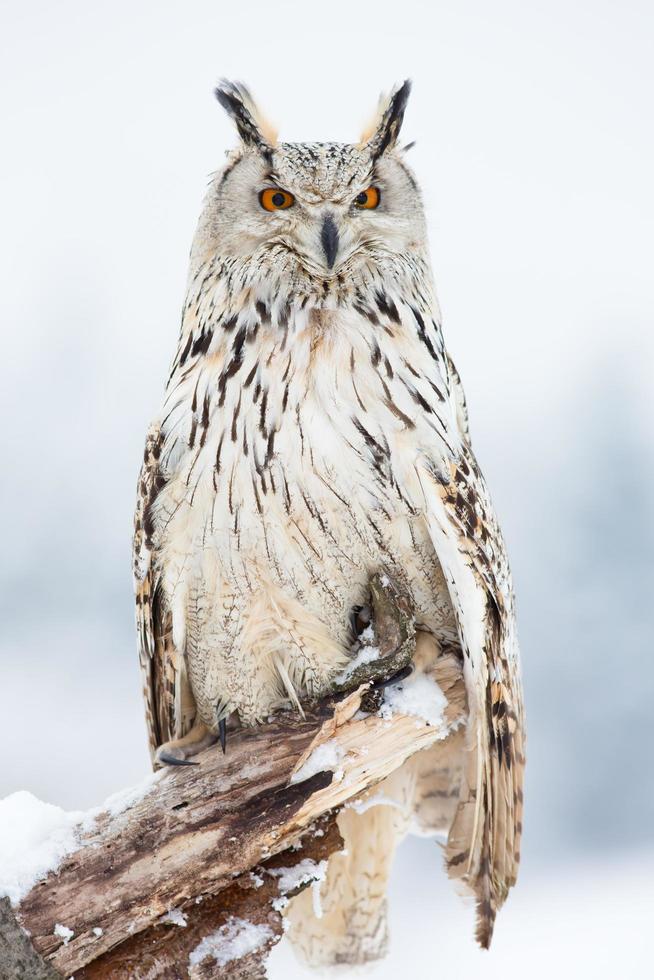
<box><xmin>133</xmin><ymin>80</ymin><xmax>524</xmax><ymax>962</ymax></box>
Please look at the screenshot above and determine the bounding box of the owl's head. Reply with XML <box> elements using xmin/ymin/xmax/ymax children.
<box><xmin>192</xmin><ymin>80</ymin><xmax>426</xmax><ymax>290</ymax></box>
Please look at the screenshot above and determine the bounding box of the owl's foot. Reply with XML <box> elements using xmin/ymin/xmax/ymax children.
<box><xmin>332</xmin><ymin>572</ymin><xmax>416</xmax><ymax>707</ymax></box>
<box><xmin>154</xmin><ymin>722</ymin><xmax>218</xmax><ymax>767</ymax></box>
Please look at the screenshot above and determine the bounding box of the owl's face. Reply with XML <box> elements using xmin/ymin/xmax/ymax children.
<box><xmin>193</xmin><ymin>82</ymin><xmax>426</xmax><ymax>287</ymax></box>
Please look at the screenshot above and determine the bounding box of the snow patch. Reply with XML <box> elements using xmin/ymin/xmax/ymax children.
<box><xmin>54</xmin><ymin>923</ymin><xmax>74</xmax><ymax>946</ymax></box>
<box><xmin>290</xmin><ymin>741</ymin><xmax>345</xmax><ymax>784</ymax></box>
<box><xmin>0</xmin><ymin>793</ymin><xmax>85</xmax><ymax>906</ymax></box>
<box><xmin>160</xmin><ymin>908</ymin><xmax>187</xmax><ymax>927</ymax></box>
<box><xmin>0</xmin><ymin>772</ymin><xmax>164</xmax><ymax>905</ymax></box>
<box><xmin>268</xmin><ymin>858</ymin><xmax>328</xmax><ymax>896</ymax></box>
<box><xmin>379</xmin><ymin>672</ymin><xmax>447</xmax><ymax>728</ymax></box>
<box><xmin>92</xmin><ymin>927</ymin><xmax>103</xmax><ymax>937</ymax></box>
<box><xmin>188</xmin><ymin>917</ymin><xmax>273</xmax><ymax>969</ymax></box>
<box><xmin>335</xmin><ymin>631</ymin><xmax>380</xmax><ymax>684</ymax></box>
<box><xmin>359</xmin><ymin>625</ymin><xmax>375</xmax><ymax>643</ymax></box>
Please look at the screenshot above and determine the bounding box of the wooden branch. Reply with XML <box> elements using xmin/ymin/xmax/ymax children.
<box><xmin>2</xmin><ymin>579</ymin><xmax>467</xmax><ymax>978</ymax></box>
<box><xmin>76</xmin><ymin>815</ymin><xmax>345</xmax><ymax>980</ymax></box>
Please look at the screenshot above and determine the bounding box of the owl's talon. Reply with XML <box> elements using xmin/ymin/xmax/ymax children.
<box><xmin>373</xmin><ymin>663</ymin><xmax>414</xmax><ymax>690</ymax></box>
<box><xmin>157</xmin><ymin>751</ymin><xmax>200</xmax><ymax>767</ymax></box>
<box><xmin>219</xmin><ymin>718</ymin><xmax>227</xmax><ymax>754</ymax></box>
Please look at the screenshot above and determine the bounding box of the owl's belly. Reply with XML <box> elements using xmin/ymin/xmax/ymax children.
<box><xmin>158</xmin><ymin>433</ymin><xmax>457</xmax><ymax>728</ymax></box>
<box><xmin>206</xmin><ymin>469</ymin><xmax>454</xmax><ymax>637</ymax></box>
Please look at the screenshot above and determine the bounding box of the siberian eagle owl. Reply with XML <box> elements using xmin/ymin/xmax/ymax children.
<box><xmin>133</xmin><ymin>80</ymin><xmax>524</xmax><ymax>961</ymax></box>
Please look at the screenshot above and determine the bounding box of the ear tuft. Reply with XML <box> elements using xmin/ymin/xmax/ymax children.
<box><xmin>360</xmin><ymin>79</ymin><xmax>412</xmax><ymax>160</ymax></box>
<box><xmin>214</xmin><ymin>80</ymin><xmax>278</xmax><ymax>156</ymax></box>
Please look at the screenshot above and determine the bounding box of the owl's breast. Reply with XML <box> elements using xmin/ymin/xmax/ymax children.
<box><xmin>153</xmin><ymin>302</ymin><xmax>458</xmax><ymax>649</ymax></box>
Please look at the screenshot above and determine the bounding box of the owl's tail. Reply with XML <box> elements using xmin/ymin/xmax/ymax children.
<box><xmin>284</xmin><ymin>636</ymin><xmax>466</xmax><ymax>968</ymax></box>
<box><xmin>284</xmin><ymin>766</ymin><xmax>414</xmax><ymax>967</ymax></box>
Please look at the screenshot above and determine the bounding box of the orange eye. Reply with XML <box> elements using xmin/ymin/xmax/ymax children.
<box><xmin>354</xmin><ymin>186</ymin><xmax>380</xmax><ymax>209</ymax></box>
<box><xmin>259</xmin><ymin>188</ymin><xmax>295</xmax><ymax>211</ymax></box>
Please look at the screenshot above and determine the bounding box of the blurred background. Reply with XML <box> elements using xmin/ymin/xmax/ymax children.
<box><xmin>1</xmin><ymin>1</ymin><xmax>652</xmax><ymax>976</ymax></box>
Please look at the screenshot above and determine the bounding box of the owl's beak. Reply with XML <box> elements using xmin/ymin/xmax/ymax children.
<box><xmin>320</xmin><ymin>214</ymin><xmax>339</xmax><ymax>269</ymax></box>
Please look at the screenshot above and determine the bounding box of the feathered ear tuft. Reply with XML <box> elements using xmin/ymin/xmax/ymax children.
<box><xmin>360</xmin><ymin>79</ymin><xmax>412</xmax><ymax>160</ymax></box>
<box><xmin>214</xmin><ymin>80</ymin><xmax>278</xmax><ymax>157</ymax></box>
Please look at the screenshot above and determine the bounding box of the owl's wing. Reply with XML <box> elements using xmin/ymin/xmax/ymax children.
<box><xmin>445</xmin><ymin>352</ymin><xmax>470</xmax><ymax>441</ymax></box>
<box><xmin>415</xmin><ymin>436</ymin><xmax>525</xmax><ymax>947</ymax></box>
<box><xmin>133</xmin><ymin>423</ymin><xmax>193</xmax><ymax>762</ymax></box>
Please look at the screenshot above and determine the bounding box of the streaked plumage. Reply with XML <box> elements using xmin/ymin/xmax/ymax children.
<box><xmin>133</xmin><ymin>80</ymin><xmax>524</xmax><ymax>956</ymax></box>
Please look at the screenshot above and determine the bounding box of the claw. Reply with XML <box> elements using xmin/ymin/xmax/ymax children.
<box><xmin>372</xmin><ymin>663</ymin><xmax>414</xmax><ymax>690</ymax></box>
<box><xmin>218</xmin><ymin>718</ymin><xmax>227</xmax><ymax>754</ymax></box>
<box><xmin>349</xmin><ymin>605</ymin><xmax>362</xmax><ymax>637</ymax></box>
<box><xmin>156</xmin><ymin>751</ymin><xmax>200</xmax><ymax>767</ymax></box>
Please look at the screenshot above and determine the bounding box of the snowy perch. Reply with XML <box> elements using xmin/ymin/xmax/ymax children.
<box><xmin>0</xmin><ymin>621</ymin><xmax>466</xmax><ymax>978</ymax></box>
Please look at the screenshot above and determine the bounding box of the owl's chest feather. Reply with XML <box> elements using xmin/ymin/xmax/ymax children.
<box><xmin>154</xmin><ymin>303</ymin><xmax>456</xmax><ymax>637</ymax></box>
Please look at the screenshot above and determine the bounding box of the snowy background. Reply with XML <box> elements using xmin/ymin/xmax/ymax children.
<box><xmin>1</xmin><ymin>1</ymin><xmax>652</xmax><ymax>977</ymax></box>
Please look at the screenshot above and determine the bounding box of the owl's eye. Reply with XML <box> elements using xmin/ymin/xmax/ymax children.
<box><xmin>354</xmin><ymin>187</ymin><xmax>380</xmax><ymax>210</ymax></box>
<box><xmin>260</xmin><ymin>188</ymin><xmax>295</xmax><ymax>211</ymax></box>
